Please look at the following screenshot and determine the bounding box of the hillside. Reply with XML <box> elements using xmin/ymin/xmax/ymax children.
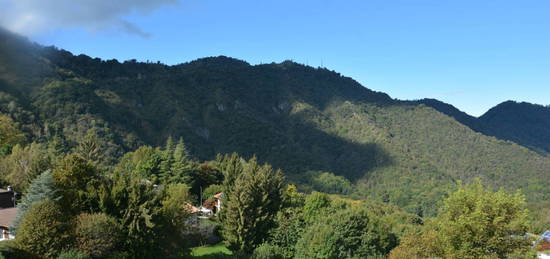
<box><xmin>0</xmin><ymin>28</ymin><xmax>549</xmax><ymax>215</ymax></box>
<box><xmin>418</xmin><ymin>98</ymin><xmax>550</xmax><ymax>154</ymax></box>
<box><xmin>479</xmin><ymin>101</ymin><xmax>550</xmax><ymax>154</ymax></box>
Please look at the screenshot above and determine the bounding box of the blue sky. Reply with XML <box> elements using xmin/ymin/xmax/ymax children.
<box><xmin>3</xmin><ymin>0</ymin><xmax>549</xmax><ymax>116</ymax></box>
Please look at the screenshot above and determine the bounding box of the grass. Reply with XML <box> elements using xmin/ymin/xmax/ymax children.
<box><xmin>190</xmin><ymin>243</ymin><xmax>233</xmax><ymax>259</ymax></box>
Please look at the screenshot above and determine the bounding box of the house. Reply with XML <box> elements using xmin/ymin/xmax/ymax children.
<box><xmin>199</xmin><ymin>193</ymin><xmax>224</xmax><ymax>217</ymax></box>
<box><xmin>185</xmin><ymin>203</ymin><xmax>200</xmax><ymax>214</ymax></box>
<box><xmin>0</xmin><ymin>207</ymin><xmax>17</xmax><ymax>241</ymax></box>
<box><xmin>542</xmin><ymin>231</ymin><xmax>550</xmax><ymax>242</ymax></box>
<box><xmin>213</xmin><ymin>193</ymin><xmax>224</xmax><ymax>212</ymax></box>
<box><xmin>201</xmin><ymin>199</ymin><xmax>216</xmax><ymax>216</ymax></box>
<box><xmin>537</xmin><ymin>231</ymin><xmax>550</xmax><ymax>259</ymax></box>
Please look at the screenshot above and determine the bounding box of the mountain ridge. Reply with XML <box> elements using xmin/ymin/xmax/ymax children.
<box><xmin>416</xmin><ymin>98</ymin><xmax>550</xmax><ymax>154</ymax></box>
<box><xmin>0</xmin><ymin>28</ymin><xmax>548</xmax><ymax>215</ymax></box>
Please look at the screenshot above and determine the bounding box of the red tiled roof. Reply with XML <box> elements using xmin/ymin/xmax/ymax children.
<box><xmin>538</xmin><ymin>239</ymin><xmax>550</xmax><ymax>252</ymax></box>
<box><xmin>0</xmin><ymin>208</ymin><xmax>17</xmax><ymax>228</ymax></box>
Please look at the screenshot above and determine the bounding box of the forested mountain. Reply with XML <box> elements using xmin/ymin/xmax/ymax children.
<box><xmin>479</xmin><ymin>101</ymin><xmax>550</xmax><ymax>153</ymax></box>
<box><xmin>418</xmin><ymin>98</ymin><xmax>550</xmax><ymax>154</ymax></box>
<box><xmin>1</xmin><ymin>28</ymin><xmax>549</xmax><ymax>216</ymax></box>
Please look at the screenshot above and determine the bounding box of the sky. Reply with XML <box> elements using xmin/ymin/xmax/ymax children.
<box><xmin>1</xmin><ymin>0</ymin><xmax>548</xmax><ymax>116</ymax></box>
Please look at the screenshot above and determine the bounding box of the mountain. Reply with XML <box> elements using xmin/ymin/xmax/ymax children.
<box><xmin>0</xmin><ymin>28</ymin><xmax>548</xmax><ymax>215</ymax></box>
<box><xmin>479</xmin><ymin>101</ymin><xmax>550</xmax><ymax>154</ymax></box>
<box><xmin>417</xmin><ymin>99</ymin><xmax>550</xmax><ymax>154</ymax></box>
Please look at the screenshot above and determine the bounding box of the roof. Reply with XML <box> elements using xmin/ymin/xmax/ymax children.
<box><xmin>213</xmin><ymin>193</ymin><xmax>224</xmax><ymax>199</ymax></box>
<box><xmin>542</xmin><ymin>231</ymin><xmax>550</xmax><ymax>241</ymax></box>
<box><xmin>0</xmin><ymin>189</ymin><xmax>11</xmax><ymax>193</ymax></box>
<box><xmin>0</xmin><ymin>208</ymin><xmax>17</xmax><ymax>228</ymax></box>
<box><xmin>185</xmin><ymin>203</ymin><xmax>200</xmax><ymax>213</ymax></box>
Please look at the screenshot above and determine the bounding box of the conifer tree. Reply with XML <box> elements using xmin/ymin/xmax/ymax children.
<box><xmin>220</xmin><ymin>157</ymin><xmax>285</xmax><ymax>253</ymax></box>
<box><xmin>12</xmin><ymin>170</ymin><xmax>59</xmax><ymax>234</ymax></box>
<box><xmin>216</xmin><ymin>153</ymin><xmax>244</xmax><ymax>194</ymax></box>
<box><xmin>159</xmin><ymin>136</ymin><xmax>175</xmax><ymax>177</ymax></box>
<box><xmin>76</xmin><ymin>131</ymin><xmax>102</xmax><ymax>164</ymax></box>
<box><xmin>168</xmin><ymin>138</ymin><xmax>193</xmax><ymax>184</ymax></box>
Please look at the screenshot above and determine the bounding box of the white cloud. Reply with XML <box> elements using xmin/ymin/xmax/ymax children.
<box><xmin>0</xmin><ymin>0</ymin><xmax>177</xmax><ymax>37</ymax></box>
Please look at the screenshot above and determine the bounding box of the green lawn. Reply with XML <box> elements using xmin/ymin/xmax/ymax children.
<box><xmin>190</xmin><ymin>243</ymin><xmax>233</xmax><ymax>259</ymax></box>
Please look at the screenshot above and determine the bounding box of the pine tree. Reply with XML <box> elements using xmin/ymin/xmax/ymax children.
<box><xmin>220</xmin><ymin>157</ymin><xmax>285</xmax><ymax>253</ymax></box>
<box><xmin>76</xmin><ymin>131</ymin><xmax>102</xmax><ymax>164</ymax></box>
<box><xmin>164</xmin><ymin>136</ymin><xmax>175</xmax><ymax>153</ymax></box>
<box><xmin>216</xmin><ymin>153</ymin><xmax>244</xmax><ymax>195</ymax></box>
<box><xmin>167</xmin><ymin>138</ymin><xmax>193</xmax><ymax>184</ymax></box>
<box><xmin>12</xmin><ymin>170</ymin><xmax>59</xmax><ymax>234</ymax></box>
<box><xmin>159</xmin><ymin>136</ymin><xmax>175</xmax><ymax>177</ymax></box>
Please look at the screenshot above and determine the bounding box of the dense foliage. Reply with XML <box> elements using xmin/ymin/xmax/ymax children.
<box><xmin>390</xmin><ymin>180</ymin><xmax>535</xmax><ymax>259</ymax></box>
<box><xmin>295</xmin><ymin>208</ymin><xmax>398</xmax><ymax>258</ymax></box>
<box><xmin>74</xmin><ymin>213</ymin><xmax>123</xmax><ymax>257</ymax></box>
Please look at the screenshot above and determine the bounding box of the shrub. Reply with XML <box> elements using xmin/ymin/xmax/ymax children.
<box><xmin>251</xmin><ymin>243</ymin><xmax>284</xmax><ymax>259</ymax></box>
<box><xmin>56</xmin><ymin>250</ymin><xmax>90</xmax><ymax>259</ymax></box>
<box><xmin>295</xmin><ymin>208</ymin><xmax>397</xmax><ymax>259</ymax></box>
<box><xmin>74</xmin><ymin>213</ymin><xmax>123</xmax><ymax>258</ymax></box>
<box><xmin>16</xmin><ymin>200</ymin><xmax>70</xmax><ymax>258</ymax></box>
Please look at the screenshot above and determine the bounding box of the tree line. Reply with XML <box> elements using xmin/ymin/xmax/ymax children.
<box><xmin>0</xmin><ymin>130</ymin><xmax>542</xmax><ymax>258</ymax></box>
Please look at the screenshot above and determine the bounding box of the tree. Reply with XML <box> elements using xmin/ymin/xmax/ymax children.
<box><xmin>16</xmin><ymin>200</ymin><xmax>70</xmax><ymax>259</ymax></box>
<box><xmin>0</xmin><ymin>114</ymin><xmax>25</xmax><ymax>156</ymax></box>
<box><xmin>216</xmin><ymin>153</ymin><xmax>244</xmax><ymax>194</ymax></box>
<box><xmin>193</xmin><ymin>162</ymin><xmax>224</xmax><ymax>197</ymax></box>
<box><xmin>202</xmin><ymin>184</ymin><xmax>223</xmax><ymax>200</ymax></box>
<box><xmin>116</xmin><ymin>146</ymin><xmax>163</xmax><ymax>183</ymax></box>
<box><xmin>220</xmin><ymin>157</ymin><xmax>285</xmax><ymax>253</ymax></box>
<box><xmin>56</xmin><ymin>250</ymin><xmax>90</xmax><ymax>259</ymax></box>
<box><xmin>388</xmin><ymin>229</ymin><xmax>443</xmax><ymax>259</ymax></box>
<box><xmin>159</xmin><ymin>137</ymin><xmax>175</xmax><ymax>179</ymax></box>
<box><xmin>303</xmin><ymin>171</ymin><xmax>353</xmax><ymax>194</ymax></box>
<box><xmin>252</xmin><ymin>243</ymin><xmax>284</xmax><ymax>259</ymax></box>
<box><xmin>12</xmin><ymin>170</ymin><xmax>59</xmax><ymax>234</ymax></box>
<box><xmin>389</xmin><ymin>180</ymin><xmax>533</xmax><ymax>259</ymax></box>
<box><xmin>295</xmin><ymin>208</ymin><xmax>398</xmax><ymax>259</ymax></box>
<box><xmin>437</xmin><ymin>180</ymin><xmax>532</xmax><ymax>258</ymax></box>
<box><xmin>97</xmin><ymin>173</ymin><xmax>192</xmax><ymax>258</ymax></box>
<box><xmin>0</xmin><ymin>143</ymin><xmax>52</xmax><ymax>192</ymax></box>
<box><xmin>302</xmin><ymin>191</ymin><xmax>332</xmax><ymax>224</ymax></box>
<box><xmin>74</xmin><ymin>213</ymin><xmax>123</xmax><ymax>258</ymax></box>
<box><xmin>157</xmin><ymin>183</ymin><xmax>193</xmax><ymax>256</ymax></box>
<box><xmin>52</xmin><ymin>154</ymin><xmax>99</xmax><ymax>213</ymax></box>
<box><xmin>167</xmin><ymin>138</ymin><xmax>194</xmax><ymax>185</ymax></box>
<box><xmin>268</xmin><ymin>207</ymin><xmax>305</xmax><ymax>258</ymax></box>
<box><xmin>75</xmin><ymin>131</ymin><xmax>103</xmax><ymax>165</ymax></box>
<box><xmin>98</xmin><ymin>172</ymin><xmax>161</xmax><ymax>258</ymax></box>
